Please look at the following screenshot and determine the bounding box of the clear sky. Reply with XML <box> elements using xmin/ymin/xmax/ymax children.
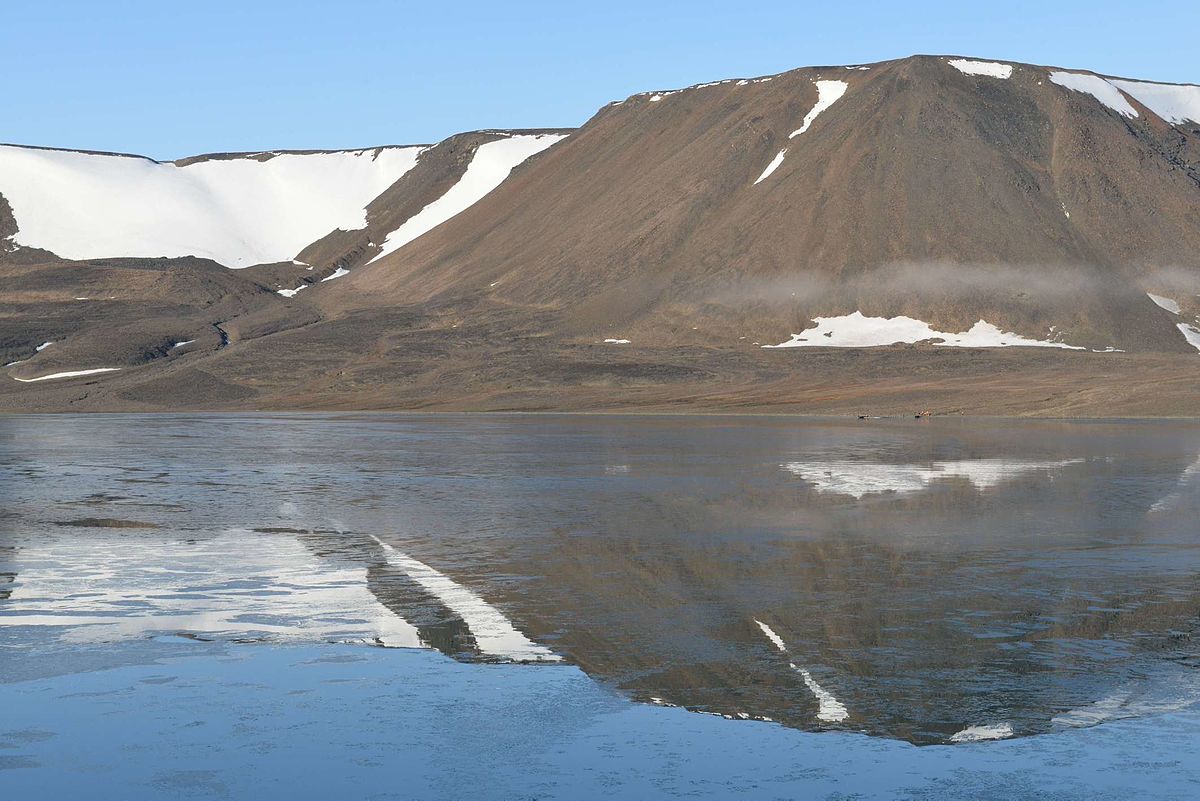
<box><xmin>4</xmin><ymin>0</ymin><xmax>1198</xmax><ymax>160</ymax></box>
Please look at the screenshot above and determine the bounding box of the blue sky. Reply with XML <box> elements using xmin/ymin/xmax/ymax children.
<box><xmin>4</xmin><ymin>0</ymin><xmax>1197</xmax><ymax>160</ymax></box>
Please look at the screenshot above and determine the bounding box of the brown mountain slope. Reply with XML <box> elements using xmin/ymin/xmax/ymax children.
<box><xmin>321</xmin><ymin>55</ymin><xmax>1200</xmax><ymax>352</ymax></box>
<box><xmin>2</xmin><ymin>55</ymin><xmax>1199</xmax><ymax>414</ymax></box>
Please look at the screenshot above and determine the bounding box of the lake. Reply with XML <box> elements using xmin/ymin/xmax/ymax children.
<box><xmin>1</xmin><ymin>413</ymin><xmax>1198</xmax><ymax>799</ymax></box>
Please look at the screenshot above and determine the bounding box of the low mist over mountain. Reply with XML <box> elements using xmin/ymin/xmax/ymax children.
<box><xmin>3</xmin><ymin>55</ymin><xmax>1199</xmax><ymax>415</ymax></box>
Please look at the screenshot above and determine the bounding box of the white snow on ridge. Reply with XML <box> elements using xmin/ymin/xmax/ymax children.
<box><xmin>947</xmin><ymin>59</ymin><xmax>1013</xmax><ymax>79</ymax></box>
<box><xmin>1176</xmin><ymin>323</ymin><xmax>1200</xmax><ymax>353</ymax></box>
<box><xmin>1049</xmin><ymin>72</ymin><xmax>1138</xmax><ymax>117</ymax></box>
<box><xmin>790</xmin><ymin>80</ymin><xmax>849</xmax><ymax>138</ymax></box>
<box><xmin>1109</xmin><ymin>79</ymin><xmax>1200</xmax><ymax>125</ymax></box>
<box><xmin>320</xmin><ymin>267</ymin><xmax>350</xmax><ymax>282</ymax></box>
<box><xmin>369</xmin><ymin>134</ymin><xmax>566</xmax><ymax>265</ymax></box>
<box><xmin>10</xmin><ymin>367</ymin><xmax>121</xmax><ymax>382</ymax></box>
<box><xmin>1147</xmin><ymin>292</ymin><xmax>1182</xmax><ymax>315</ymax></box>
<box><xmin>763</xmin><ymin>312</ymin><xmax>1085</xmax><ymax>349</ymax></box>
<box><xmin>0</xmin><ymin>145</ymin><xmax>424</xmax><ymax>268</ymax></box>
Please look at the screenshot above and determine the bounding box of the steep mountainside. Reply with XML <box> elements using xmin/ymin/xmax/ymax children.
<box><xmin>2</xmin><ymin>55</ymin><xmax>1199</xmax><ymax>415</ymax></box>
<box><xmin>321</xmin><ymin>56</ymin><xmax>1200</xmax><ymax>353</ymax></box>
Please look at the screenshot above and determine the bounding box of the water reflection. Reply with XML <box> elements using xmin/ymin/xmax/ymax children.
<box><xmin>781</xmin><ymin>458</ymin><xmax>1082</xmax><ymax>497</ymax></box>
<box><xmin>1</xmin><ymin>414</ymin><xmax>1198</xmax><ymax>744</ymax></box>
<box><xmin>0</xmin><ymin>529</ymin><xmax>422</xmax><ymax>647</ymax></box>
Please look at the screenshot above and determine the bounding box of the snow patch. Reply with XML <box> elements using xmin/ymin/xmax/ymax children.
<box><xmin>277</xmin><ymin>284</ymin><xmax>308</xmax><ymax>298</ymax></box>
<box><xmin>11</xmin><ymin>368</ymin><xmax>121</xmax><ymax>382</ymax></box>
<box><xmin>753</xmin><ymin>149</ymin><xmax>788</xmax><ymax>185</ymax></box>
<box><xmin>0</xmin><ymin>145</ymin><xmax>424</xmax><ymax>268</ymax></box>
<box><xmin>1176</xmin><ymin>323</ymin><xmax>1200</xmax><ymax>352</ymax></box>
<box><xmin>1049</xmin><ymin>72</ymin><xmax>1138</xmax><ymax>117</ymax></box>
<box><xmin>947</xmin><ymin>59</ymin><xmax>1013</xmax><ymax>79</ymax></box>
<box><xmin>752</xmin><ymin>80</ymin><xmax>847</xmax><ymax>187</ymax></box>
<box><xmin>320</xmin><ymin>267</ymin><xmax>350</xmax><ymax>282</ymax></box>
<box><xmin>790</xmin><ymin>80</ymin><xmax>849</xmax><ymax>138</ymax></box>
<box><xmin>1147</xmin><ymin>292</ymin><xmax>1182</xmax><ymax>315</ymax></box>
<box><xmin>171</xmin><ymin>340</ymin><xmax>196</xmax><ymax>349</ymax></box>
<box><xmin>950</xmin><ymin>723</ymin><xmax>1014</xmax><ymax>743</ymax></box>
<box><xmin>603</xmin><ymin>338</ymin><xmax>631</xmax><ymax>344</ymax></box>
<box><xmin>763</xmin><ymin>312</ymin><xmax>1085</xmax><ymax>349</ymax></box>
<box><xmin>1108</xmin><ymin>79</ymin><xmax>1200</xmax><ymax>125</ymax></box>
<box><xmin>369</xmin><ymin>134</ymin><xmax>565</xmax><ymax>265</ymax></box>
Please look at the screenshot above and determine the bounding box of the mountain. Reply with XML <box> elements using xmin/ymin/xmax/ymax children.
<box><xmin>3</xmin><ymin>55</ymin><xmax>1200</xmax><ymax>415</ymax></box>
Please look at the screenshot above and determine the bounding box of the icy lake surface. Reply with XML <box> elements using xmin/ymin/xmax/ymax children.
<box><xmin>1</xmin><ymin>414</ymin><xmax>1198</xmax><ymax>799</ymax></box>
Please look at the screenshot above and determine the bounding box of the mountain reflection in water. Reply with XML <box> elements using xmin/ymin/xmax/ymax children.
<box><xmin>1</xmin><ymin>414</ymin><xmax>1198</xmax><ymax>744</ymax></box>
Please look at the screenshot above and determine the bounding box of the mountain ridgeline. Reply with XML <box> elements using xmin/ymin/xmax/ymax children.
<box><xmin>2</xmin><ymin>55</ymin><xmax>1199</xmax><ymax>415</ymax></box>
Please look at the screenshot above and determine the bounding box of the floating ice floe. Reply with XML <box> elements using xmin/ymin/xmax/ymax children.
<box><xmin>1049</xmin><ymin>72</ymin><xmax>1139</xmax><ymax>117</ymax></box>
<box><xmin>0</xmin><ymin>529</ymin><xmax>422</xmax><ymax>648</ymax></box>
<box><xmin>947</xmin><ymin>59</ymin><xmax>1013</xmax><ymax>79</ymax></box>
<box><xmin>1107</xmin><ymin>79</ymin><xmax>1200</xmax><ymax>125</ymax></box>
<box><xmin>0</xmin><ymin>145</ymin><xmax>424</xmax><ymax>267</ymax></box>
<box><xmin>763</xmin><ymin>312</ymin><xmax>1085</xmax><ymax>349</ymax></box>
<box><xmin>1052</xmin><ymin>682</ymin><xmax>1200</xmax><ymax>728</ymax></box>
<box><xmin>781</xmin><ymin>458</ymin><xmax>1082</xmax><ymax>498</ymax></box>
<box><xmin>369</xmin><ymin>134</ymin><xmax>566</xmax><ymax>265</ymax></box>
<box><xmin>949</xmin><ymin>723</ymin><xmax>1014</xmax><ymax>743</ymax></box>
<box><xmin>11</xmin><ymin>367</ymin><xmax>122</xmax><ymax>382</ymax></box>
<box><xmin>754</xmin><ymin>619</ymin><xmax>849</xmax><ymax>722</ymax></box>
